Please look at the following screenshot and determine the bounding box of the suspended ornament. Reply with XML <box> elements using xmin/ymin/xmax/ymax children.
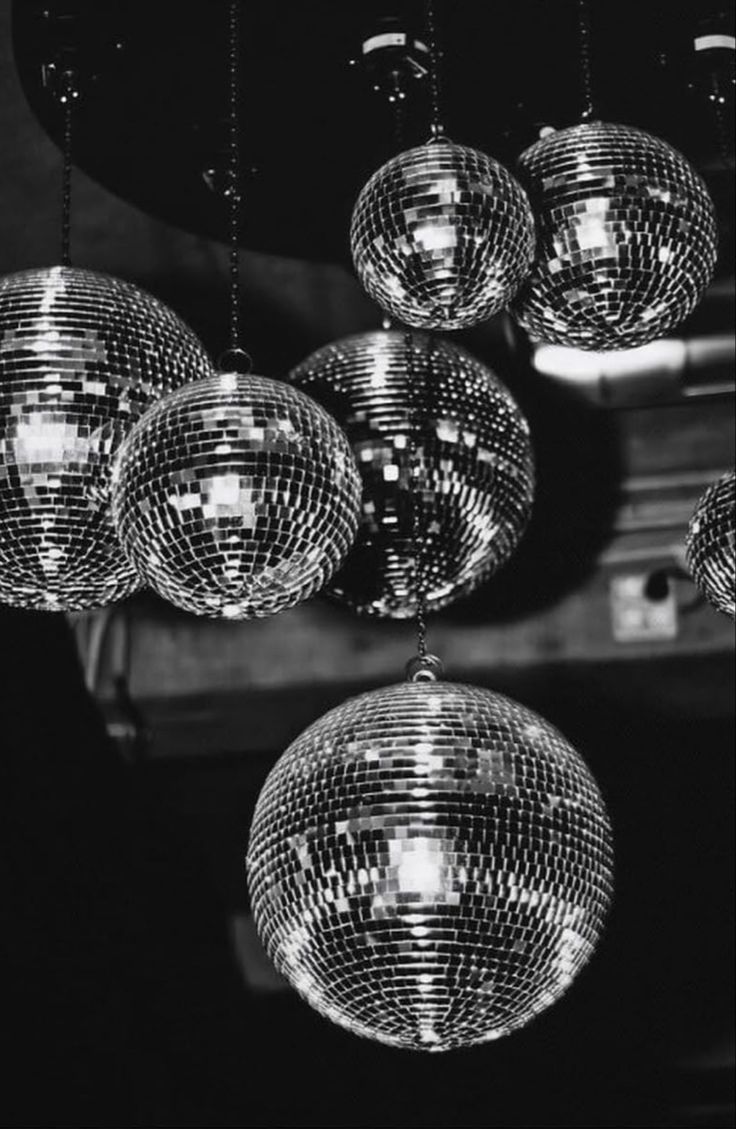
<box><xmin>512</xmin><ymin>121</ymin><xmax>719</xmax><ymax>351</ymax></box>
<box><xmin>289</xmin><ymin>330</ymin><xmax>534</xmax><ymax>618</ymax></box>
<box><xmin>685</xmin><ymin>469</ymin><xmax>735</xmax><ymax>619</ymax></box>
<box><xmin>0</xmin><ymin>266</ymin><xmax>212</xmax><ymax>612</ymax></box>
<box><xmin>111</xmin><ymin>372</ymin><xmax>361</xmax><ymax>619</ymax></box>
<box><xmin>351</xmin><ymin>0</ymin><xmax>534</xmax><ymax>331</ymax></box>
<box><xmin>350</xmin><ymin>139</ymin><xmax>536</xmax><ymax>330</ymax></box>
<box><xmin>112</xmin><ymin>2</ymin><xmax>362</xmax><ymax>621</ymax></box>
<box><xmin>248</xmin><ymin>664</ymin><xmax>613</xmax><ymax>1052</ymax></box>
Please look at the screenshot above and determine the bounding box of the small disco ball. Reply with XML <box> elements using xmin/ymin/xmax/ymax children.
<box><xmin>513</xmin><ymin>121</ymin><xmax>719</xmax><ymax>351</ymax></box>
<box><xmin>686</xmin><ymin>470</ymin><xmax>735</xmax><ymax>619</ymax></box>
<box><xmin>350</xmin><ymin>139</ymin><xmax>535</xmax><ymax>330</ymax></box>
<box><xmin>111</xmin><ymin>372</ymin><xmax>362</xmax><ymax>619</ymax></box>
<box><xmin>289</xmin><ymin>331</ymin><xmax>535</xmax><ymax>618</ymax></box>
<box><xmin>288</xmin><ymin>329</ymin><xmax>535</xmax><ymax>623</ymax></box>
<box><xmin>0</xmin><ymin>266</ymin><xmax>212</xmax><ymax>612</ymax></box>
<box><xmin>247</xmin><ymin>677</ymin><xmax>613</xmax><ymax>1052</ymax></box>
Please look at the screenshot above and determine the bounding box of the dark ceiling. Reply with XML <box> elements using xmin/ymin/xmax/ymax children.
<box><xmin>11</xmin><ymin>0</ymin><xmax>736</xmax><ymax>262</ymax></box>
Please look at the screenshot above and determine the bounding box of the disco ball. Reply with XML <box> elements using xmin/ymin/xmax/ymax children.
<box><xmin>513</xmin><ymin>121</ymin><xmax>719</xmax><ymax>351</ymax></box>
<box><xmin>289</xmin><ymin>331</ymin><xmax>534</xmax><ymax>618</ymax></box>
<box><xmin>686</xmin><ymin>470</ymin><xmax>735</xmax><ymax>619</ymax></box>
<box><xmin>351</xmin><ymin>139</ymin><xmax>535</xmax><ymax>330</ymax></box>
<box><xmin>247</xmin><ymin>677</ymin><xmax>613</xmax><ymax>1052</ymax></box>
<box><xmin>111</xmin><ymin>372</ymin><xmax>362</xmax><ymax>619</ymax></box>
<box><xmin>0</xmin><ymin>266</ymin><xmax>212</xmax><ymax>612</ymax></box>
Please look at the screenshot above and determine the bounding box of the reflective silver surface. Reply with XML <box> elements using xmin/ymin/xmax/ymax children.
<box><xmin>248</xmin><ymin>679</ymin><xmax>613</xmax><ymax>1052</ymax></box>
<box><xmin>289</xmin><ymin>331</ymin><xmax>534</xmax><ymax>618</ymax></box>
<box><xmin>686</xmin><ymin>469</ymin><xmax>735</xmax><ymax>619</ymax></box>
<box><xmin>513</xmin><ymin>122</ymin><xmax>718</xmax><ymax>351</ymax></box>
<box><xmin>112</xmin><ymin>372</ymin><xmax>362</xmax><ymax>619</ymax></box>
<box><xmin>0</xmin><ymin>266</ymin><xmax>212</xmax><ymax>611</ymax></box>
<box><xmin>351</xmin><ymin>140</ymin><xmax>535</xmax><ymax>330</ymax></box>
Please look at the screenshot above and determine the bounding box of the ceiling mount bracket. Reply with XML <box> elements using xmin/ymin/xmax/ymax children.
<box><xmin>351</xmin><ymin>15</ymin><xmax>429</xmax><ymax>104</ymax></box>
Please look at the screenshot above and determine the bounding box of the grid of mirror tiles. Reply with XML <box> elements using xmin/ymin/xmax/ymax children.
<box><xmin>248</xmin><ymin>680</ymin><xmax>614</xmax><ymax>1051</ymax></box>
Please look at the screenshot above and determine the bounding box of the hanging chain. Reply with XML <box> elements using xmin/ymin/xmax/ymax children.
<box><xmin>403</xmin><ymin>330</ymin><xmax>445</xmax><ymax>685</ymax></box>
<box><xmin>392</xmin><ymin>92</ymin><xmax>406</xmax><ymax>153</ymax></box>
<box><xmin>405</xmin><ymin>329</ymin><xmax>428</xmax><ymax>659</ymax></box>
<box><xmin>577</xmin><ymin>0</ymin><xmax>596</xmax><ymax>121</ymax></box>
<box><xmin>425</xmin><ymin>0</ymin><xmax>444</xmax><ymax>138</ymax></box>
<box><xmin>59</xmin><ymin>69</ymin><xmax>78</xmax><ymax>268</ymax></box>
<box><xmin>220</xmin><ymin>0</ymin><xmax>251</xmax><ymax>373</ymax></box>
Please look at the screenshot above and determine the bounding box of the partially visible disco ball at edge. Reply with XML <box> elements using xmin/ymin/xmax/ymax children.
<box><xmin>247</xmin><ymin>678</ymin><xmax>613</xmax><ymax>1052</ymax></box>
<box><xmin>686</xmin><ymin>469</ymin><xmax>735</xmax><ymax>619</ymax></box>
<box><xmin>513</xmin><ymin>121</ymin><xmax>719</xmax><ymax>351</ymax></box>
<box><xmin>351</xmin><ymin>139</ymin><xmax>535</xmax><ymax>331</ymax></box>
<box><xmin>0</xmin><ymin>266</ymin><xmax>212</xmax><ymax>612</ymax></box>
<box><xmin>289</xmin><ymin>330</ymin><xmax>535</xmax><ymax>619</ymax></box>
<box><xmin>111</xmin><ymin>372</ymin><xmax>362</xmax><ymax>620</ymax></box>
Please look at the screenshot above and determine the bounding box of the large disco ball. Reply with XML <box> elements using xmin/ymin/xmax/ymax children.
<box><xmin>111</xmin><ymin>372</ymin><xmax>361</xmax><ymax>619</ymax></box>
<box><xmin>686</xmin><ymin>470</ymin><xmax>735</xmax><ymax>619</ymax></box>
<box><xmin>289</xmin><ymin>331</ymin><xmax>535</xmax><ymax>618</ymax></box>
<box><xmin>0</xmin><ymin>266</ymin><xmax>212</xmax><ymax>612</ymax></box>
<box><xmin>351</xmin><ymin>139</ymin><xmax>535</xmax><ymax>330</ymax></box>
<box><xmin>512</xmin><ymin>121</ymin><xmax>719</xmax><ymax>351</ymax></box>
<box><xmin>248</xmin><ymin>677</ymin><xmax>613</xmax><ymax>1052</ymax></box>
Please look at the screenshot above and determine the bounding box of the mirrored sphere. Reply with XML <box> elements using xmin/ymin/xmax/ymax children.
<box><xmin>351</xmin><ymin>140</ymin><xmax>535</xmax><ymax>330</ymax></box>
<box><xmin>512</xmin><ymin>121</ymin><xmax>719</xmax><ymax>350</ymax></box>
<box><xmin>247</xmin><ymin>679</ymin><xmax>614</xmax><ymax>1052</ymax></box>
<box><xmin>0</xmin><ymin>266</ymin><xmax>212</xmax><ymax>611</ymax></box>
<box><xmin>686</xmin><ymin>469</ymin><xmax>735</xmax><ymax>619</ymax></box>
<box><xmin>289</xmin><ymin>331</ymin><xmax>534</xmax><ymax>618</ymax></box>
<box><xmin>111</xmin><ymin>372</ymin><xmax>361</xmax><ymax>619</ymax></box>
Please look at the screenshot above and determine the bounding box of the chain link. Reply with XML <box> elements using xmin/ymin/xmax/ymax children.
<box><xmin>425</xmin><ymin>0</ymin><xmax>444</xmax><ymax>137</ymax></box>
<box><xmin>59</xmin><ymin>71</ymin><xmax>76</xmax><ymax>267</ymax></box>
<box><xmin>577</xmin><ymin>0</ymin><xmax>596</xmax><ymax>121</ymax></box>
<box><xmin>227</xmin><ymin>0</ymin><xmax>243</xmax><ymax>356</ymax></box>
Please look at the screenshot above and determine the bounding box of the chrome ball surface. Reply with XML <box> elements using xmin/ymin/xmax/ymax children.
<box><xmin>351</xmin><ymin>140</ymin><xmax>535</xmax><ymax>330</ymax></box>
<box><xmin>289</xmin><ymin>331</ymin><xmax>534</xmax><ymax>618</ymax></box>
<box><xmin>0</xmin><ymin>266</ymin><xmax>212</xmax><ymax>611</ymax></box>
<box><xmin>247</xmin><ymin>679</ymin><xmax>614</xmax><ymax>1052</ymax></box>
<box><xmin>686</xmin><ymin>469</ymin><xmax>735</xmax><ymax>619</ymax></box>
<box><xmin>111</xmin><ymin>372</ymin><xmax>362</xmax><ymax>619</ymax></box>
<box><xmin>513</xmin><ymin>122</ymin><xmax>719</xmax><ymax>351</ymax></box>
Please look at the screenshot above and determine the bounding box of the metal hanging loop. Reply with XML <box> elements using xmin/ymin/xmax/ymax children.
<box><xmin>405</xmin><ymin>653</ymin><xmax>445</xmax><ymax>683</ymax></box>
<box><xmin>217</xmin><ymin>346</ymin><xmax>253</xmax><ymax>374</ymax></box>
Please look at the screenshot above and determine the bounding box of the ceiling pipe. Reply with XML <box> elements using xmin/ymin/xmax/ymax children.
<box><xmin>532</xmin><ymin>335</ymin><xmax>735</xmax><ymax>406</ymax></box>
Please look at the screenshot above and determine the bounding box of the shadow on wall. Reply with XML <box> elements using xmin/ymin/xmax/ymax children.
<box><xmin>448</xmin><ymin>372</ymin><xmax>624</xmax><ymax>624</ymax></box>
